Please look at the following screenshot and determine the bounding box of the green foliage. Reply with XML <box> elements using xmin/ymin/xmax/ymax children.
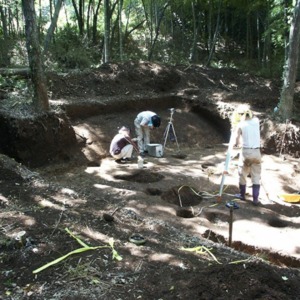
<box><xmin>0</xmin><ymin>37</ymin><xmax>24</xmax><ymax>67</ymax></box>
<box><xmin>210</xmin><ymin>59</ymin><xmax>237</xmax><ymax>69</ymax></box>
<box><xmin>2</xmin><ymin>38</ymin><xmax>29</xmax><ymax>67</ymax></box>
<box><xmin>0</xmin><ymin>75</ymin><xmax>28</xmax><ymax>92</ymax></box>
<box><xmin>1</xmin><ymin>0</ymin><xmax>295</xmax><ymax>78</ymax></box>
<box><xmin>49</xmin><ymin>26</ymin><xmax>99</xmax><ymax>69</ymax></box>
<box><xmin>0</xmin><ymin>75</ymin><xmax>33</xmax><ymax>111</ymax></box>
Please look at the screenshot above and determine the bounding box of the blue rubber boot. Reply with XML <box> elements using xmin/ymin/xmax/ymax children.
<box><xmin>252</xmin><ymin>184</ymin><xmax>260</xmax><ymax>205</ymax></box>
<box><xmin>235</xmin><ymin>184</ymin><xmax>246</xmax><ymax>200</ymax></box>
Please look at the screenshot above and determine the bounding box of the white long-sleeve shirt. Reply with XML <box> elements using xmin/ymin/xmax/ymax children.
<box><xmin>135</xmin><ymin>111</ymin><xmax>156</xmax><ymax>127</ymax></box>
<box><xmin>236</xmin><ymin>117</ymin><xmax>260</xmax><ymax>148</ymax></box>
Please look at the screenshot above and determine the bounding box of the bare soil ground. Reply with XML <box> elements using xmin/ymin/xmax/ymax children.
<box><xmin>1</xmin><ymin>62</ymin><xmax>300</xmax><ymax>300</ymax></box>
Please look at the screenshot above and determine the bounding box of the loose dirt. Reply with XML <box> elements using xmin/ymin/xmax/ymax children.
<box><xmin>1</xmin><ymin>62</ymin><xmax>300</xmax><ymax>300</ymax></box>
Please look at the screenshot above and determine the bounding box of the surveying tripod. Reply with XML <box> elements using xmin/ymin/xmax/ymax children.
<box><xmin>163</xmin><ymin>108</ymin><xmax>180</xmax><ymax>152</ymax></box>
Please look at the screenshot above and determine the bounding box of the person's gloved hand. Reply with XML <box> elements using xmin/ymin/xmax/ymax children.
<box><xmin>131</xmin><ymin>138</ymin><xmax>138</xmax><ymax>141</ymax></box>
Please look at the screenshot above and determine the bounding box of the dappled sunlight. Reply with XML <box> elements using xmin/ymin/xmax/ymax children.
<box><xmin>37</xmin><ymin>197</ymin><xmax>66</xmax><ymax>210</ymax></box>
<box><xmin>74</xmin><ymin>125</ymin><xmax>93</xmax><ymax>141</ymax></box>
<box><xmin>128</xmin><ymin>202</ymin><xmax>175</xmax><ymax>217</ymax></box>
<box><xmin>74</xmin><ymin>123</ymin><xmax>105</xmax><ymax>140</ymax></box>
<box><xmin>261</xmin><ymin>154</ymin><xmax>299</xmax><ymax>197</ymax></box>
<box><xmin>149</xmin><ymin>253</ymin><xmax>177</xmax><ymax>264</ymax></box>
<box><xmin>233</xmin><ymin>219</ymin><xmax>300</xmax><ymax>257</ymax></box>
<box><xmin>17</xmin><ymin>215</ymin><xmax>36</xmax><ymax>227</ymax></box>
<box><xmin>86</xmin><ymin>159</ymin><xmax>139</xmax><ymax>182</ymax></box>
<box><xmin>51</xmin><ymin>194</ymin><xmax>87</xmax><ymax>206</ymax></box>
<box><xmin>212</xmin><ymin>92</ymin><xmax>224</xmax><ymax>101</ymax></box>
<box><xmin>60</xmin><ymin>187</ymin><xmax>78</xmax><ymax>197</ymax></box>
<box><xmin>22</xmin><ymin>216</ymin><xmax>36</xmax><ymax>227</ymax></box>
<box><xmin>0</xmin><ymin>194</ymin><xmax>9</xmax><ymax>205</ymax></box>
<box><xmin>84</xmin><ymin>166</ymin><xmax>102</xmax><ymax>175</ymax></box>
<box><xmin>80</xmin><ymin>225</ymin><xmax>113</xmax><ymax>244</ymax></box>
<box><xmin>150</xmin><ymin>64</ymin><xmax>163</xmax><ymax>75</ymax></box>
<box><xmin>127</xmin><ymin>246</ymin><xmax>148</xmax><ymax>258</ymax></box>
<box><xmin>34</xmin><ymin>192</ymin><xmax>87</xmax><ymax>208</ymax></box>
<box><xmin>93</xmin><ymin>183</ymin><xmax>137</xmax><ymax>197</ymax></box>
<box><xmin>0</xmin><ymin>212</ymin><xmax>37</xmax><ymax>229</ymax></box>
<box><xmin>74</xmin><ymin>122</ymin><xmax>109</xmax><ymax>160</ymax></box>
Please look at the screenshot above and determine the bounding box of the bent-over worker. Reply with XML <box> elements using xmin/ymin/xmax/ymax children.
<box><xmin>134</xmin><ymin>111</ymin><xmax>161</xmax><ymax>156</ymax></box>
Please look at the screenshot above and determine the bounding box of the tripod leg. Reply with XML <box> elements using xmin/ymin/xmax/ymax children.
<box><xmin>171</xmin><ymin>123</ymin><xmax>180</xmax><ymax>151</ymax></box>
<box><xmin>163</xmin><ymin>123</ymin><xmax>171</xmax><ymax>148</ymax></box>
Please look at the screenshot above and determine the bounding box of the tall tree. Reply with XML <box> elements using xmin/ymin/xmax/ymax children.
<box><xmin>21</xmin><ymin>0</ymin><xmax>49</xmax><ymax>111</ymax></box>
<box><xmin>44</xmin><ymin>0</ymin><xmax>64</xmax><ymax>54</ymax></box>
<box><xmin>72</xmin><ymin>0</ymin><xmax>85</xmax><ymax>35</ymax></box>
<box><xmin>206</xmin><ymin>0</ymin><xmax>222</xmax><ymax>66</ymax></box>
<box><xmin>0</xmin><ymin>3</ymin><xmax>10</xmax><ymax>66</ymax></box>
<box><xmin>142</xmin><ymin>0</ymin><xmax>170</xmax><ymax>61</ymax></box>
<box><xmin>279</xmin><ymin>0</ymin><xmax>300</xmax><ymax>120</ymax></box>
<box><xmin>92</xmin><ymin>0</ymin><xmax>102</xmax><ymax>44</ymax></box>
<box><xmin>190</xmin><ymin>0</ymin><xmax>200</xmax><ymax>63</ymax></box>
<box><xmin>103</xmin><ymin>0</ymin><xmax>110</xmax><ymax>62</ymax></box>
<box><xmin>118</xmin><ymin>0</ymin><xmax>124</xmax><ymax>60</ymax></box>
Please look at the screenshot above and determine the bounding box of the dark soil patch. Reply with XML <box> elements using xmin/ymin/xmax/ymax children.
<box><xmin>0</xmin><ymin>112</ymin><xmax>81</xmax><ymax>167</ymax></box>
<box><xmin>268</xmin><ymin>217</ymin><xmax>289</xmax><ymax>228</ymax></box>
<box><xmin>144</xmin><ymin>187</ymin><xmax>163</xmax><ymax>196</ymax></box>
<box><xmin>161</xmin><ymin>186</ymin><xmax>203</xmax><ymax>207</ymax></box>
<box><xmin>113</xmin><ymin>169</ymin><xmax>164</xmax><ymax>183</ymax></box>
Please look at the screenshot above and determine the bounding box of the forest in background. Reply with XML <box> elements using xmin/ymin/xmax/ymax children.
<box><xmin>0</xmin><ymin>0</ymin><xmax>296</xmax><ymax>73</ymax></box>
<box><xmin>0</xmin><ymin>0</ymin><xmax>300</xmax><ymax>120</ymax></box>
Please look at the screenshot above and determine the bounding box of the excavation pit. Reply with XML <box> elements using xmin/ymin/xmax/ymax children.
<box><xmin>113</xmin><ymin>170</ymin><xmax>164</xmax><ymax>183</ymax></box>
<box><xmin>161</xmin><ymin>186</ymin><xmax>203</xmax><ymax>207</ymax></box>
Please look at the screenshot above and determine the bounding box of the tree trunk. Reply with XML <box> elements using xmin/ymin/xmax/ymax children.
<box><xmin>279</xmin><ymin>0</ymin><xmax>300</xmax><ymax>120</ymax></box>
<box><xmin>256</xmin><ymin>13</ymin><xmax>261</xmax><ymax>64</ymax></box>
<box><xmin>87</xmin><ymin>0</ymin><xmax>93</xmax><ymax>39</ymax></box>
<box><xmin>0</xmin><ymin>4</ymin><xmax>8</xmax><ymax>38</ymax></box>
<box><xmin>0</xmin><ymin>4</ymin><xmax>10</xmax><ymax>66</ymax></box>
<box><xmin>206</xmin><ymin>0</ymin><xmax>222</xmax><ymax>66</ymax></box>
<box><xmin>71</xmin><ymin>0</ymin><xmax>84</xmax><ymax>35</ymax></box>
<box><xmin>44</xmin><ymin>0</ymin><xmax>64</xmax><ymax>54</ymax></box>
<box><xmin>190</xmin><ymin>0</ymin><xmax>197</xmax><ymax>62</ymax></box>
<box><xmin>284</xmin><ymin>0</ymin><xmax>289</xmax><ymax>62</ymax></box>
<box><xmin>262</xmin><ymin>2</ymin><xmax>271</xmax><ymax>71</ymax></box>
<box><xmin>118</xmin><ymin>0</ymin><xmax>124</xmax><ymax>61</ymax></box>
<box><xmin>21</xmin><ymin>0</ymin><xmax>49</xmax><ymax>111</ymax></box>
<box><xmin>103</xmin><ymin>0</ymin><xmax>110</xmax><ymax>63</ymax></box>
<box><xmin>92</xmin><ymin>0</ymin><xmax>102</xmax><ymax>45</ymax></box>
<box><xmin>147</xmin><ymin>2</ymin><xmax>169</xmax><ymax>61</ymax></box>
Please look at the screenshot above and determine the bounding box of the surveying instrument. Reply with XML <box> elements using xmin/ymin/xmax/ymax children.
<box><xmin>163</xmin><ymin>108</ymin><xmax>180</xmax><ymax>152</ymax></box>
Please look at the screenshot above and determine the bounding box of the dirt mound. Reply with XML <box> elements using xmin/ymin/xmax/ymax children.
<box><xmin>49</xmin><ymin>61</ymin><xmax>181</xmax><ymax>99</ymax></box>
<box><xmin>0</xmin><ymin>111</ymin><xmax>82</xmax><ymax>167</ymax></box>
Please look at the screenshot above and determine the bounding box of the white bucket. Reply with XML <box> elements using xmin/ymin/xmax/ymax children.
<box><xmin>138</xmin><ymin>156</ymin><xmax>144</xmax><ymax>169</ymax></box>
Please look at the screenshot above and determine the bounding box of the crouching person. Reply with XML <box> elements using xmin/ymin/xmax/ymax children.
<box><xmin>110</xmin><ymin>126</ymin><xmax>136</xmax><ymax>163</ymax></box>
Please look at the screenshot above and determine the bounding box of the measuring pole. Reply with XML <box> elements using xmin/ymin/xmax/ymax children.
<box><xmin>217</xmin><ymin>129</ymin><xmax>236</xmax><ymax>201</ymax></box>
<box><xmin>226</xmin><ymin>201</ymin><xmax>239</xmax><ymax>247</ymax></box>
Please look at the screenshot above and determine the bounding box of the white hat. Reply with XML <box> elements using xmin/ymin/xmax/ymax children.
<box><xmin>118</xmin><ymin>126</ymin><xmax>130</xmax><ymax>134</ymax></box>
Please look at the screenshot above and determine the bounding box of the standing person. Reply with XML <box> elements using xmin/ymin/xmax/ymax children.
<box><xmin>109</xmin><ymin>126</ymin><xmax>138</xmax><ymax>163</ymax></box>
<box><xmin>234</xmin><ymin>107</ymin><xmax>261</xmax><ymax>206</ymax></box>
<box><xmin>134</xmin><ymin>111</ymin><xmax>161</xmax><ymax>156</ymax></box>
